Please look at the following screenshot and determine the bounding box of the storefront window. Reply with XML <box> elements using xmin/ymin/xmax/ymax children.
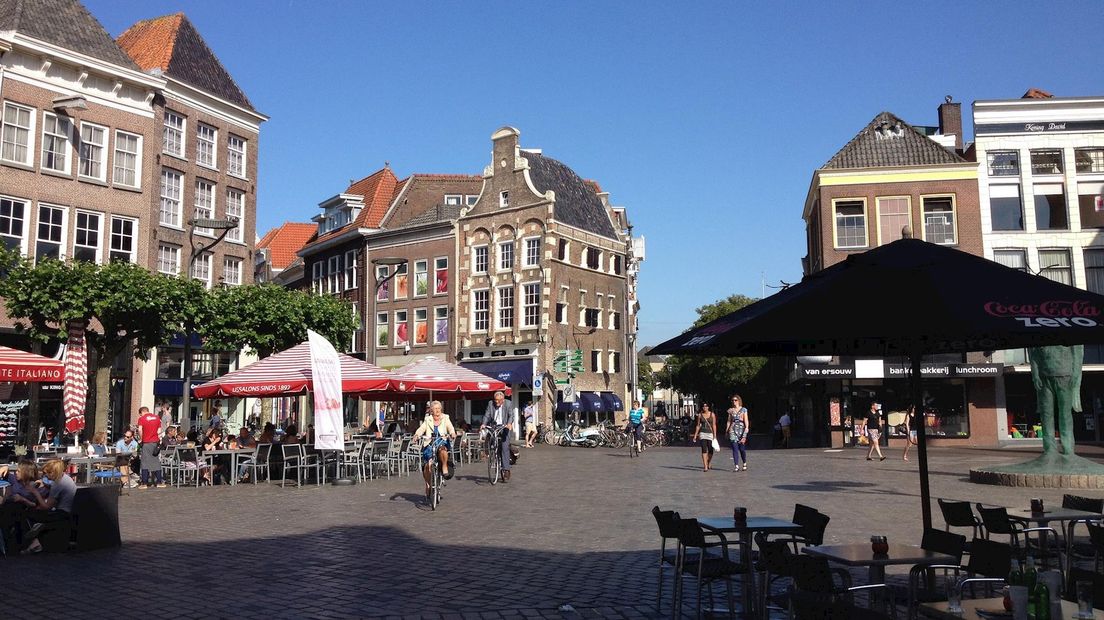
<box><xmin>849</xmin><ymin>380</ymin><xmax>969</xmax><ymax>440</ymax></box>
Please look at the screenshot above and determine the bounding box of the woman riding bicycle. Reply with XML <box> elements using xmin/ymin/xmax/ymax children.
<box><xmin>627</xmin><ymin>400</ymin><xmax>646</xmax><ymax>453</ymax></box>
<box><xmin>411</xmin><ymin>400</ymin><xmax>456</xmax><ymax>499</ymax></box>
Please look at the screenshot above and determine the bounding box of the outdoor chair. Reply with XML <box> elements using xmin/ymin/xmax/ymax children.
<box><xmin>448</xmin><ymin>436</ymin><xmax>464</xmax><ymax>469</ymax></box>
<box><xmin>159</xmin><ymin>447</ymin><xmax>180</xmax><ymax>485</ymax></box>
<box><xmin>280</xmin><ymin>443</ymin><xmax>311</xmax><ymax>487</ymax></box>
<box><xmin>905</xmin><ymin>529</ymin><xmax>967</xmax><ymax>620</ymax></box>
<box><xmin>651</xmin><ymin>506</ymin><xmax>682</xmax><ymax>613</ymax></box>
<box><xmin>301</xmin><ymin>444</ymin><xmax>323</xmax><ymax>484</ymax></box>
<box><xmin>786</xmin><ymin>554</ymin><xmax>896</xmax><ymax>620</ymax></box>
<box><xmin>386</xmin><ymin>438</ymin><xmax>411</xmax><ymax>477</ymax></box>
<box><xmin>92</xmin><ymin>464</ymin><xmax>124</xmax><ymax>488</ymax></box>
<box><xmin>174</xmin><ymin>447</ymin><xmax>206</xmax><ymax>488</ymax></box>
<box><xmin>755</xmin><ymin>532</ymin><xmax>799</xmax><ymax>615</ymax></box>
<box><xmin>241</xmin><ymin>443</ymin><xmax>271</xmax><ymax>484</ymax></box>
<box><xmin>365</xmin><ymin>440</ymin><xmax>390</xmax><ymax>480</ymax></box>
<box><xmin>976</xmin><ymin>504</ymin><xmax>1063</xmax><ymax>575</ymax></box>
<box><xmin>1063</xmin><ymin>494</ymin><xmax>1104</xmax><ymax>571</ymax></box>
<box><xmin>921</xmin><ymin>537</ymin><xmax>1012</xmax><ymax>603</ymax></box>
<box><xmin>775</xmin><ymin>504</ymin><xmax>830</xmax><ymax>554</ymax></box>
<box><xmin>938</xmin><ymin>498</ymin><xmax>983</xmax><ymax>552</ymax></box>
<box><xmin>672</xmin><ymin>517</ymin><xmax>744</xmax><ymax>619</ymax></box>
<box><xmin>341</xmin><ymin>441</ymin><xmax>365</xmax><ymax>480</ymax></box>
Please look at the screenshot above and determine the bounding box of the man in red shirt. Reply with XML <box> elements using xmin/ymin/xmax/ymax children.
<box><xmin>136</xmin><ymin>406</ymin><xmax>166</xmax><ymax>489</ymax></box>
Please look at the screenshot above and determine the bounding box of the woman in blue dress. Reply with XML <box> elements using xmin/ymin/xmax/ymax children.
<box><xmin>411</xmin><ymin>400</ymin><xmax>456</xmax><ymax>498</ymax></box>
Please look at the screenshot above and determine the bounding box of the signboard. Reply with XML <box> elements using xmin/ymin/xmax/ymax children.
<box><xmin>554</xmin><ymin>378</ymin><xmax>570</xmax><ymax>385</ymax></box>
<box><xmin>829</xmin><ymin>397</ymin><xmax>841</xmax><ymax>427</ymax></box>
<box><xmin>975</xmin><ymin>120</ymin><xmax>1104</xmax><ymax>136</ymax></box>
<box><xmin>884</xmin><ymin>363</ymin><xmax>1001</xmax><ymax>378</ymax></box>
<box><xmin>798</xmin><ymin>365</ymin><xmax>855</xmax><ymax>379</ymax></box>
<box><xmin>562</xmin><ymin>384</ymin><xmax>576</xmax><ymax>403</ymax></box>
<box><xmin>553</xmin><ymin>349</ymin><xmax>584</xmax><ymax>373</ymax></box>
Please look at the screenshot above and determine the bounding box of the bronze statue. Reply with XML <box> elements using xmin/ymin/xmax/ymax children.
<box><xmin>1029</xmin><ymin>344</ymin><xmax>1083</xmax><ymax>456</ymax></box>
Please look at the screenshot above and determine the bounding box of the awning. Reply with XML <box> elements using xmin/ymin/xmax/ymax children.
<box><xmin>579</xmin><ymin>392</ymin><xmax>603</xmax><ymax>412</ymax></box>
<box><xmin>555</xmin><ymin>399</ymin><xmax>581</xmax><ymax>413</ymax></box>
<box><xmin>601</xmin><ymin>392</ymin><xmax>624</xmax><ymax>411</ymax></box>
<box><xmin>460</xmin><ymin>359</ymin><xmax>533</xmax><ymax>386</ymax></box>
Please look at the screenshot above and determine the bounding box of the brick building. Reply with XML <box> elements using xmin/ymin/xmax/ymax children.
<box><xmin>798</xmin><ymin>102</ymin><xmax>1002</xmax><ymax>448</ymax></box>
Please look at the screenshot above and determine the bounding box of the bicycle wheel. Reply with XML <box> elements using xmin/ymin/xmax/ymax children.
<box><xmin>430</xmin><ymin>459</ymin><xmax>440</xmax><ymax>510</ymax></box>
<box><xmin>487</xmin><ymin>441</ymin><xmax>500</xmax><ymax>485</ymax></box>
<box><xmin>628</xmin><ymin>437</ymin><xmax>636</xmax><ymax>458</ymax></box>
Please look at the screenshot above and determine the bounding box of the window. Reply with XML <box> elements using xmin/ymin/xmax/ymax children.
<box><xmin>196</xmin><ymin>124</ymin><xmax>217</xmax><ymax>168</ymax></box>
<box><xmin>108</xmin><ymin>216</ymin><xmax>136</xmax><ymax>263</ymax></box>
<box><xmin>157</xmin><ymin>243</ymin><xmax>180</xmax><ymax>275</ymax></box>
<box><xmin>345</xmin><ymin>250</ymin><xmax>358</xmax><ymax>291</ymax></box>
<box><xmin>499</xmin><ymin>191</ymin><xmax>509</xmax><ymax>208</ymax></box>
<box><xmin>558</xmin><ymin>239</ymin><xmax>568</xmax><ymax>261</ymax></box>
<box><xmin>497</xmin><ymin>286</ymin><xmax>515</xmax><ymax>330</ymax></box>
<box><xmin>73</xmin><ymin>210</ymin><xmax>101</xmax><ymax>262</ymax></box>
<box><xmin>394</xmin><ymin>262</ymin><xmax>408</xmax><ymax>299</ymax></box>
<box><xmin>989</xmin><ymin>185</ymin><xmax>1024</xmax><ymax>231</ymax></box>
<box><xmin>876</xmin><ymin>197</ymin><xmax>910</xmax><ymax>245</ymax></box>
<box><xmin>113</xmin><ymin>131</ymin><xmax>141</xmax><ymax>187</ymax></box>
<box><xmin>434</xmin><ymin>306</ymin><xmax>449</xmax><ymax>345</ymax></box>
<box><xmin>612</xmin><ymin>255</ymin><xmax>622</xmax><ymax>275</ymax></box>
<box><xmin>311</xmin><ymin>262</ymin><xmax>324</xmax><ymax>294</ymax></box>
<box><xmin>160</xmin><ymin>170</ymin><xmax>183</xmax><ymax>227</ymax></box>
<box><xmin>41</xmin><ymin>112</ymin><xmax>72</xmax><ymax>173</ymax></box>
<box><xmin>225</xmin><ymin>189</ymin><xmax>244</xmax><ymax>243</ymax></box>
<box><xmin>472</xmin><ymin>289</ymin><xmax>489</xmax><ymax>332</ymax></box>
<box><xmin>1039</xmin><ymin>249</ymin><xmax>1073</xmax><ymax>286</ymax></box>
<box><xmin>522</xmin><ymin>282</ymin><xmax>540</xmax><ymax>328</ymax></box>
<box><xmin>498</xmin><ymin>241</ymin><xmax>514</xmax><ymax>271</ymax></box>
<box><xmin>556</xmin><ymin>302</ymin><xmax>566</xmax><ymax>324</ymax></box>
<box><xmin>993</xmin><ymin>249</ymin><xmax>1028</xmax><ymax>272</ymax></box>
<box><xmin>1030</xmin><ymin>149</ymin><xmax>1064</xmax><ymax>175</ymax></box>
<box><xmin>987</xmin><ymin>150</ymin><xmax>1020</xmax><ymax>177</ymax></box>
<box><xmin>394</xmin><ymin>310</ymin><xmax>409</xmax><ymax>347</ymax></box>
<box><xmin>1076</xmin><ymin>148</ymin><xmax>1104</xmax><ymax>174</ymax></box>
<box><xmin>591</xmin><ymin>350</ymin><xmax>601</xmax><ymax>373</ymax></box>
<box><xmin>1033</xmin><ymin>184</ymin><xmax>1068</xmax><ymax>230</ymax></box>
<box><xmin>1</xmin><ymin>101</ymin><xmax>34</xmax><ymax>165</ymax></box>
<box><xmin>611</xmin><ymin>311</ymin><xmax>622</xmax><ymax>330</ymax></box>
<box><xmin>328</xmin><ymin>255</ymin><xmax>341</xmax><ymax>293</ymax></box>
<box><xmin>833</xmin><ymin>199</ymin><xmax>866</xmax><ymax>248</ymax></box>
<box><xmin>34</xmin><ymin>204</ymin><xmax>65</xmax><ymax>261</ymax></box>
<box><xmin>1085</xmin><ymin>249</ymin><xmax>1104</xmax><ymax>294</ymax></box>
<box><xmin>413</xmin><ymin>259</ymin><xmax>428</xmax><ymax>297</ymax></box>
<box><xmin>414</xmin><ymin>308</ymin><xmax>428</xmax><ymax>345</ymax></box>
<box><xmin>194</xmin><ymin>180</ymin><xmax>215</xmax><ymax>236</ymax></box>
<box><xmin>376</xmin><ymin>312</ymin><xmax>389</xmax><ymax>348</ymax></box>
<box><xmin>466</xmin><ymin>195</ymin><xmax>479</xmax><ymax>206</ymax></box>
<box><xmin>523</xmin><ymin>237</ymin><xmax>540</xmax><ymax>267</ymax></box>
<box><xmin>434</xmin><ymin>257</ymin><xmax>448</xmax><ymax>294</ymax></box>
<box><xmin>473</xmin><ymin>245</ymin><xmax>488</xmax><ymax>274</ymax></box>
<box><xmin>586</xmin><ymin>247</ymin><xmax>601</xmax><ymax>270</ymax></box>
<box><xmin>0</xmin><ymin>197</ymin><xmax>25</xmax><ymax>252</ymax></box>
<box><xmin>223</xmin><ymin>257</ymin><xmax>242</xmax><ymax>286</ymax></box>
<box><xmin>610</xmin><ymin>351</ymin><xmax>622</xmax><ymax>374</ymax></box>
<box><xmin>190</xmin><ymin>252</ymin><xmax>212</xmax><ymax>286</ymax></box>
<box><xmin>578</xmin><ymin>291</ymin><xmax>587</xmax><ymax>326</ymax></box>
<box><xmin>1078</xmin><ymin>182</ymin><xmax>1104</xmax><ymax>228</ymax></box>
<box><xmin>922</xmin><ymin>196</ymin><xmax>957</xmax><ymax>244</ymax></box>
<box><xmin>227</xmin><ymin>135</ymin><xmax>246</xmax><ymax>177</ymax></box>
<box><xmin>163</xmin><ymin>111</ymin><xmax>185</xmax><ymax>158</ymax></box>
<box><xmin>584</xmin><ymin>308</ymin><xmax>600</xmax><ymax>328</ymax></box>
<box><xmin>444</xmin><ymin>195</ymin><xmax>462</xmax><ymax>206</ymax></box>
<box><xmin>78</xmin><ymin>122</ymin><xmax>107</xmax><ymax>180</ymax></box>
<box><xmin>375</xmin><ymin>265</ymin><xmax>390</xmax><ymax>301</ymax></box>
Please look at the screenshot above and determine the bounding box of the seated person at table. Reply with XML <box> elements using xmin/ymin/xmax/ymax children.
<box><xmin>89</xmin><ymin>431</ymin><xmax>108</xmax><ymax>456</ymax></box>
<box><xmin>20</xmin><ymin>459</ymin><xmax>76</xmax><ymax>554</ymax></box>
<box><xmin>115</xmin><ymin>428</ymin><xmax>140</xmax><ymax>488</ymax></box>
<box><xmin>411</xmin><ymin>400</ymin><xmax>456</xmax><ymax>499</ymax></box>
<box><xmin>161</xmin><ymin>426</ymin><xmax>180</xmax><ymax>450</ymax></box>
<box><xmin>282</xmin><ymin>425</ymin><xmax>300</xmax><ymax>445</ymax></box>
<box><xmin>257</xmin><ymin>423</ymin><xmax>276</xmax><ymax>445</ymax></box>
<box><xmin>0</xmin><ymin>460</ymin><xmax>40</xmax><ymax>548</ymax></box>
<box><xmin>237</xmin><ymin>427</ymin><xmax>255</xmax><ymax>448</ymax></box>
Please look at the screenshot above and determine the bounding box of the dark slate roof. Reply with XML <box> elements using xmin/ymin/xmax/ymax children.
<box><xmin>523</xmin><ymin>151</ymin><xmax>618</xmax><ymax>240</ymax></box>
<box><xmin>822</xmin><ymin>111</ymin><xmax>966</xmax><ymax>169</ymax></box>
<box><xmin>401</xmin><ymin>202</ymin><xmax>462</xmax><ymax>228</ymax></box>
<box><xmin>0</xmin><ymin>0</ymin><xmax>139</xmax><ymax>69</ymax></box>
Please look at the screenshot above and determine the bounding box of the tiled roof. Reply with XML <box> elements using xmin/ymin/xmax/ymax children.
<box><xmin>301</xmin><ymin>167</ymin><xmax>400</xmax><ymax>249</ymax></box>
<box><xmin>822</xmin><ymin>111</ymin><xmax>966</xmax><ymax>170</ymax></box>
<box><xmin>117</xmin><ymin>13</ymin><xmax>254</xmax><ymax>110</ymax></box>
<box><xmin>523</xmin><ymin>152</ymin><xmax>618</xmax><ymax>240</ymax></box>
<box><xmin>402</xmin><ymin>202</ymin><xmax>463</xmax><ymax>228</ymax></box>
<box><xmin>257</xmin><ymin>222</ymin><xmax>315</xmax><ymax>270</ymax></box>
<box><xmin>0</xmin><ymin>0</ymin><xmax>139</xmax><ymax>69</ymax></box>
<box><xmin>1023</xmin><ymin>88</ymin><xmax>1054</xmax><ymax>99</ymax></box>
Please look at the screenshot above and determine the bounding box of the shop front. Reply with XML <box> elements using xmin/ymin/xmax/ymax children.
<box><xmin>460</xmin><ymin>356</ymin><xmax>533</xmax><ymax>439</ymax></box>
<box><xmin>999</xmin><ymin>346</ymin><xmax>1104</xmax><ymax>445</ymax></box>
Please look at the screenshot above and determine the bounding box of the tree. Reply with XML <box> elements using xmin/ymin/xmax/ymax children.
<box><xmin>636</xmin><ymin>349</ymin><xmax>655</xmax><ymax>401</ymax></box>
<box><xmin>664</xmin><ymin>294</ymin><xmax>766</xmax><ymax>408</ymax></box>
<box><xmin>200</xmin><ymin>284</ymin><xmax>359</xmax><ymax>358</ymax></box>
<box><xmin>0</xmin><ymin>250</ymin><xmax>206</xmax><ymax>434</ymax></box>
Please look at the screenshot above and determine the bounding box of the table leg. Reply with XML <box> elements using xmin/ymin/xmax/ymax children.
<box><xmin>230</xmin><ymin>453</ymin><xmax>238</xmax><ymax>486</ymax></box>
<box><xmin>742</xmin><ymin>531</ymin><xmax>759</xmax><ymax>619</ymax></box>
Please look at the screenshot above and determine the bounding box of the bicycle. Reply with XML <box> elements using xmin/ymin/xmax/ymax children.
<box><xmin>426</xmin><ymin>437</ymin><xmax>447</xmax><ymax>510</ymax></box>
<box><xmin>482</xmin><ymin>425</ymin><xmax>504</xmax><ymax>485</ymax></box>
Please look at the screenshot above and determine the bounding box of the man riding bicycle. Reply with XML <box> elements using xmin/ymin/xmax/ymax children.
<box><xmin>411</xmin><ymin>400</ymin><xmax>455</xmax><ymax>499</ymax></box>
<box><xmin>481</xmin><ymin>391</ymin><xmax>514</xmax><ymax>482</ymax></box>
<box><xmin>627</xmin><ymin>400</ymin><xmax>647</xmax><ymax>454</ymax></box>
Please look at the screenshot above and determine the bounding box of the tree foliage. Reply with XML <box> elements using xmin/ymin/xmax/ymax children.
<box><xmin>201</xmin><ymin>284</ymin><xmax>359</xmax><ymax>358</ymax></box>
<box><xmin>636</xmin><ymin>350</ymin><xmax>655</xmax><ymax>400</ymax></box>
<box><xmin>664</xmin><ymin>294</ymin><xmax>766</xmax><ymax>408</ymax></box>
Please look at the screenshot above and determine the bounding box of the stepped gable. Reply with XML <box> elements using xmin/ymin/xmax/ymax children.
<box><xmin>0</xmin><ymin>0</ymin><xmax>139</xmax><ymax>69</ymax></box>
<box><xmin>822</xmin><ymin>111</ymin><xmax>966</xmax><ymax>169</ymax></box>
<box><xmin>523</xmin><ymin>151</ymin><xmax>618</xmax><ymax>240</ymax></box>
<box><xmin>118</xmin><ymin>13</ymin><xmax>254</xmax><ymax>110</ymax></box>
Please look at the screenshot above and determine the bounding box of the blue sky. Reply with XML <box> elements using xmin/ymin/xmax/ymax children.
<box><xmin>86</xmin><ymin>0</ymin><xmax>1104</xmax><ymax>347</ymax></box>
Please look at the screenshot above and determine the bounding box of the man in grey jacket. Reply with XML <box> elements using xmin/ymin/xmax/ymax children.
<box><xmin>482</xmin><ymin>391</ymin><xmax>515</xmax><ymax>481</ymax></box>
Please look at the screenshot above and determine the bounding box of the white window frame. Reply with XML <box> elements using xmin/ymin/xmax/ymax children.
<box><xmin>196</xmin><ymin>123</ymin><xmax>217</xmax><ymax>169</ymax></box>
<box><xmin>414</xmin><ymin>308</ymin><xmax>428</xmax><ymax>346</ymax></box>
<box><xmin>394</xmin><ymin>309</ymin><xmax>409</xmax><ymax>347</ymax></box>
<box><xmin>312</xmin><ymin>262</ymin><xmax>325</xmax><ymax>294</ymax></box>
<box><xmin>920</xmin><ymin>194</ymin><xmax>958</xmax><ymax>246</ymax></box>
<box><xmin>376</xmin><ymin>312</ymin><xmax>389</xmax><ymax>348</ymax></box>
<box><xmin>108</xmin><ymin>215</ymin><xmax>137</xmax><ymax>263</ymax></box>
<box><xmin>521</xmin><ymin>281</ymin><xmax>540</xmax><ymax>329</ymax></box>
<box><xmin>328</xmin><ymin>255</ymin><xmax>341</xmax><ymax>293</ymax></box>
<box><xmin>465</xmin><ymin>195</ymin><xmax>479</xmax><ymax>206</ymax></box>
<box><xmin>40</xmin><ymin>111</ymin><xmax>73</xmax><ymax>174</ymax></box>
<box><xmin>522</xmin><ymin>236</ymin><xmax>541</xmax><ymax>268</ymax></box>
<box><xmin>498</xmin><ymin>240</ymin><xmax>514</xmax><ymax>272</ymax></box>
<box><xmin>473</xmin><ymin>244</ymin><xmax>489</xmax><ymax>274</ymax></box>
<box><xmin>163</xmin><ymin>111</ymin><xmax>185</xmax><ymax>159</ymax></box>
<box><xmin>227</xmin><ymin>134</ymin><xmax>246</xmax><ymax>178</ymax></box>
<box><xmin>413</xmin><ymin>259</ymin><xmax>428</xmax><ymax>297</ymax></box>
<box><xmin>499</xmin><ymin>191</ymin><xmax>509</xmax><ymax>208</ymax></box>
<box><xmin>190</xmin><ymin>252</ymin><xmax>212</xmax><ymax>287</ymax></box>
<box><xmin>225</xmin><ymin>188</ymin><xmax>244</xmax><ymax>243</ymax></box>
<box><xmin>444</xmin><ymin>194</ymin><xmax>462</xmax><ymax>206</ymax></box>
<box><xmin>472</xmin><ymin>289</ymin><xmax>489</xmax><ymax>333</ymax></box>
<box><xmin>496</xmin><ymin>285</ymin><xmax>515</xmax><ymax>330</ymax></box>
<box><xmin>0</xmin><ymin>195</ymin><xmax>28</xmax><ymax>254</ymax></box>
<box><xmin>557</xmin><ymin>285</ymin><xmax>569</xmax><ymax>325</ymax></box>
<box><xmin>73</xmin><ymin>209</ymin><xmax>102</xmax><ymax>263</ymax></box>
<box><xmin>1</xmin><ymin>101</ymin><xmax>35</xmax><ymax>166</ymax></box>
<box><xmin>222</xmin><ymin>256</ymin><xmax>242</xmax><ymax>286</ymax></box>
<box><xmin>433</xmin><ymin>306</ymin><xmax>449</xmax><ymax>345</ymax></box>
<box><xmin>78</xmin><ymin>121</ymin><xmax>107</xmax><ymax>182</ymax></box>
<box><xmin>832</xmin><ymin>197</ymin><xmax>868</xmax><ymax>249</ymax></box>
<box><xmin>34</xmin><ymin>203</ymin><xmax>67</xmax><ymax>263</ymax></box>
<box><xmin>160</xmin><ymin>169</ymin><xmax>183</xmax><ymax>228</ymax></box>
<box><xmin>434</xmin><ymin>256</ymin><xmax>448</xmax><ymax>295</ymax></box>
<box><xmin>113</xmin><ymin>130</ymin><xmax>142</xmax><ymax>188</ymax></box>
<box><xmin>875</xmin><ymin>196</ymin><xmax>911</xmax><ymax>246</ymax></box>
<box><xmin>157</xmin><ymin>243</ymin><xmax>181</xmax><ymax>275</ymax></box>
<box><xmin>578</xmin><ymin>290</ymin><xmax>588</xmax><ymax>327</ymax></box>
<box><xmin>193</xmin><ymin>180</ymin><xmax>216</xmax><ymax>236</ymax></box>
<box><xmin>344</xmin><ymin>250</ymin><xmax>358</xmax><ymax>291</ymax></box>
<box><xmin>375</xmin><ymin>265</ymin><xmax>390</xmax><ymax>301</ymax></box>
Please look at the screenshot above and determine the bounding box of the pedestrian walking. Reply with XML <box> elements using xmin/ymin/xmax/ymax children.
<box><xmin>776</xmin><ymin>410</ymin><xmax>792</xmax><ymax>448</ymax></box>
<box><xmin>159</xmin><ymin>402</ymin><xmax>173</xmax><ymax>433</ymax></box>
<box><xmin>523</xmin><ymin>401</ymin><xmax>537</xmax><ymax>448</ymax></box>
<box><xmin>902</xmin><ymin>405</ymin><xmax>918</xmax><ymax>461</ymax></box>
<box><xmin>691</xmin><ymin>403</ymin><xmax>718</xmax><ymax>472</ymax></box>
<box><xmin>136</xmin><ymin>406</ymin><xmax>166</xmax><ymax>488</ymax></box>
<box><xmin>863</xmin><ymin>402</ymin><xmax>886</xmax><ymax>461</ymax></box>
<box><xmin>726</xmin><ymin>395</ymin><xmax>749</xmax><ymax>471</ymax></box>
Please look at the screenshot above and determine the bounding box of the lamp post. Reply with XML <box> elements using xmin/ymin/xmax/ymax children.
<box><xmin>181</xmin><ymin>217</ymin><xmax>238</xmax><ymax>433</ymax></box>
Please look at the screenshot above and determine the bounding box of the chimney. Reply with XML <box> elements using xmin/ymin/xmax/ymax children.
<box><xmin>937</xmin><ymin>96</ymin><xmax>962</xmax><ymax>152</ymax></box>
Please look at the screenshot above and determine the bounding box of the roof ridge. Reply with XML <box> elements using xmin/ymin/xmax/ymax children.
<box><xmin>821</xmin><ymin>110</ymin><xmax>965</xmax><ymax>170</ymax></box>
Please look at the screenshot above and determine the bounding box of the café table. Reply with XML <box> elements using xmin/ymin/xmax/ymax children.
<box><xmin>921</xmin><ymin>596</ymin><xmax>1103</xmax><ymax>619</ymax></box>
<box><xmin>203</xmin><ymin>448</ymin><xmax>256</xmax><ymax>485</ymax></box>
<box><xmin>802</xmin><ymin>543</ymin><xmax>956</xmax><ymax>586</ymax></box>
<box><xmin>1007</xmin><ymin>506</ymin><xmax>1103</xmax><ymax>573</ymax></box>
<box><xmin>699</xmin><ymin>515</ymin><xmax>803</xmax><ymax>619</ymax></box>
<box><xmin>68</xmin><ymin>455</ymin><xmax>117</xmax><ymax>484</ymax></box>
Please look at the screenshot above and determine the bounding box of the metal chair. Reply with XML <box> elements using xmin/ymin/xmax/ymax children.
<box><xmin>174</xmin><ymin>447</ymin><xmax>205</xmax><ymax>488</ymax></box>
<box><xmin>906</xmin><ymin>529</ymin><xmax>967</xmax><ymax>619</ymax></box>
<box><xmin>651</xmin><ymin>506</ymin><xmax>681</xmax><ymax>613</ymax></box>
<box><xmin>241</xmin><ymin>443</ymin><xmax>271</xmax><ymax>484</ymax></box>
<box><xmin>365</xmin><ymin>440</ymin><xmax>390</xmax><ymax>480</ymax></box>
<box><xmin>977</xmin><ymin>504</ymin><xmax>1063</xmax><ymax>575</ymax></box>
<box><xmin>787</xmin><ymin>554</ymin><xmax>896</xmax><ymax>619</ymax></box>
<box><xmin>672</xmin><ymin>517</ymin><xmax>744</xmax><ymax>619</ymax></box>
<box><xmin>386</xmin><ymin>438</ymin><xmax>411</xmax><ymax>477</ymax></box>
<box><xmin>1063</xmin><ymin>494</ymin><xmax>1104</xmax><ymax>573</ymax></box>
<box><xmin>775</xmin><ymin>503</ymin><xmax>830</xmax><ymax>554</ymax></box>
<box><xmin>938</xmin><ymin>499</ymin><xmax>983</xmax><ymax>551</ymax></box>
<box><xmin>341</xmin><ymin>441</ymin><xmax>366</xmax><ymax>480</ymax></box>
<box><xmin>280</xmin><ymin>443</ymin><xmax>309</xmax><ymax>487</ymax></box>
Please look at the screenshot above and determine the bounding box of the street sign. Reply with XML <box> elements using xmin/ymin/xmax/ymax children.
<box><xmin>562</xmin><ymin>384</ymin><xmax>576</xmax><ymax>402</ymax></box>
<box><xmin>533</xmin><ymin>377</ymin><xmax>543</xmax><ymax>390</ymax></box>
<box><xmin>554</xmin><ymin>378</ymin><xmax>570</xmax><ymax>385</ymax></box>
<box><xmin>553</xmin><ymin>349</ymin><xmax>584</xmax><ymax>373</ymax></box>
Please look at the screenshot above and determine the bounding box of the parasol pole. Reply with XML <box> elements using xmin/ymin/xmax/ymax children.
<box><xmin>911</xmin><ymin>349</ymin><xmax>933</xmax><ymax>531</ymax></box>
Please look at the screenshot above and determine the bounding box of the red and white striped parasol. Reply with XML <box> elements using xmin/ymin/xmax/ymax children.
<box><xmin>385</xmin><ymin>356</ymin><xmax>509</xmax><ymax>398</ymax></box>
<box><xmin>62</xmin><ymin>321</ymin><xmax>88</xmax><ymax>434</ymax></box>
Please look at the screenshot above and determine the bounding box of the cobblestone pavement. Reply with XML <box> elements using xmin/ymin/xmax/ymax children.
<box><xmin>6</xmin><ymin>442</ymin><xmax>1100</xmax><ymax>618</ymax></box>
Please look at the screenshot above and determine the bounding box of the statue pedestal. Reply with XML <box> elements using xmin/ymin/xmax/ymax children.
<box><xmin>971</xmin><ymin>453</ymin><xmax>1104</xmax><ymax>489</ymax></box>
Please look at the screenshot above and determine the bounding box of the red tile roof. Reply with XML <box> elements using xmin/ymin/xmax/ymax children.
<box><xmin>257</xmin><ymin>222</ymin><xmax>316</xmax><ymax>270</ymax></box>
<box><xmin>302</xmin><ymin>167</ymin><xmax>400</xmax><ymax>249</ymax></box>
<box><xmin>1022</xmin><ymin>87</ymin><xmax>1054</xmax><ymax>99</ymax></box>
<box><xmin>116</xmin><ymin>12</ymin><xmax>182</xmax><ymax>73</ymax></box>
